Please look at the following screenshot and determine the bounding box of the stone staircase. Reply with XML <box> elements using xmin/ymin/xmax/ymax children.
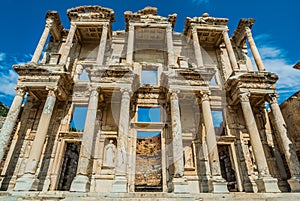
<box><xmin>1</xmin><ymin>192</ymin><xmax>300</xmax><ymax>201</ymax></box>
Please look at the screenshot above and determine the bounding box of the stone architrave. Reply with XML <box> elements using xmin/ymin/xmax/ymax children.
<box><xmin>191</xmin><ymin>27</ymin><xmax>204</xmax><ymax>68</ymax></box>
<box><xmin>96</xmin><ymin>23</ymin><xmax>109</xmax><ymax>65</ymax></box>
<box><xmin>200</xmin><ymin>91</ymin><xmax>228</xmax><ymax>193</ymax></box>
<box><xmin>14</xmin><ymin>87</ymin><xmax>57</xmax><ymax>191</ymax></box>
<box><xmin>59</xmin><ymin>22</ymin><xmax>77</xmax><ymax>65</ymax></box>
<box><xmin>31</xmin><ymin>19</ymin><xmax>53</xmax><ymax>63</ymax></box>
<box><xmin>70</xmin><ymin>88</ymin><xmax>100</xmax><ymax>192</ymax></box>
<box><xmin>239</xmin><ymin>92</ymin><xmax>280</xmax><ymax>192</ymax></box>
<box><xmin>126</xmin><ymin>25</ymin><xmax>135</xmax><ymax>64</ymax></box>
<box><xmin>112</xmin><ymin>88</ymin><xmax>131</xmax><ymax>192</ymax></box>
<box><xmin>166</xmin><ymin>25</ymin><xmax>175</xmax><ymax>66</ymax></box>
<box><xmin>268</xmin><ymin>93</ymin><xmax>300</xmax><ymax>192</ymax></box>
<box><xmin>245</xmin><ymin>27</ymin><xmax>265</xmax><ymax>71</ymax></box>
<box><xmin>222</xmin><ymin>30</ymin><xmax>239</xmax><ymax>70</ymax></box>
<box><xmin>0</xmin><ymin>87</ymin><xmax>26</xmax><ymax>163</ymax></box>
<box><xmin>103</xmin><ymin>139</ymin><xmax>116</xmax><ymax>167</ymax></box>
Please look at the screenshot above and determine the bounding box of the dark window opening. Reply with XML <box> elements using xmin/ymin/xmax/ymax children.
<box><xmin>57</xmin><ymin>142</ymin><xmax>81</xmax><ymax>191</ymax></box>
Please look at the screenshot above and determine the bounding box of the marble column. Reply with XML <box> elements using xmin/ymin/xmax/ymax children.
<box><xmin>126</xmin><ymin>24</ymin><xmax>135</xmax><ymax>64</ymax></box>
<box><xmin>192</xmin><ymin>27</ymin><xmax>204</xmax><ymax>68</ymax></box>
<box><xmin>169</xmin><ymin>90</ymin><xmax>189</xmax><ymax>193</ymax></box>
<box><xmin>239</xmin><ymin>92</ymin><xmax>279</xmax><ymax>192</ymax></box>
<box><xmin>166</xmin><ymin>25</ymin><xmax>175</xmax><ymax>67</ymax></box>
<box><xmin>245</xmin><ymin>27</ymin><xmax>265</xmax><ymax>71</ymax></box>
<box><xmin>59</xmin><ymin>22</ymin><xmax>77</xmax><ymax>65</ymax></box>
<box><xmin>267</xmin><ymin>94</ymin><xmax>300</xmax><ymax>192</ymax></box>
<box><xmin>112</xmin><ymin>89</ymin><xmax>131</xmax><ymax>192</ymax></box>
<box><xmin>0</xmin><ymin>87</ymin><xmax>26</xmax><ymax>163</ymax></box>
<box><xmin>96</xmin><ymin>23</ymin><xmax>108</xmax><ymax>65</ymax></box>
<box><xmin>14</xmin><ymin>87</ymin><xmax>57</xmax><ymax>191</ymax></box>
<box><xmin>222</xmin><ymin>30</ymin><xmax>239</xmax><ymax>70</ymax></box>
<box><xmin>31</xmin><ymin>19</ymin><xmax>53</xmax><ymax>64</ymax></box>
<box><xmin>200</xmin><ymin>91</ymin><xmax>228</xmax><ymax>193</ymax></box>
<box><xmin>70</xmin><ymin>88</ymin><xmax>100</xmax><ymax>192</ymax></box>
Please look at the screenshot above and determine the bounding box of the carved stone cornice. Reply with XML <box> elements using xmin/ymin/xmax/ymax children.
<box><xmin>67</xmin><ymin>6</ymin><xmax>115</xmax><ymax>22</ymax></box>
<box><xmin>124</xmin><ymin>7</ymin><xmax>177</xmax><ymax>31</ymax></box>
<box><xmin>231</xmin><ymin>18</ymin><xmax>255</xmax><ymax>47</ymax></box>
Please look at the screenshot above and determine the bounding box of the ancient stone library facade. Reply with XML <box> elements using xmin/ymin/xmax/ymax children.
<box><xmin>0</xmin><ymin>5</ymin><xmax>300</xmax><ymax>200</ymax></box>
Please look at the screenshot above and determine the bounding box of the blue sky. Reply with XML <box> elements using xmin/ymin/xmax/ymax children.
<box><xmin>0</xmin><ymin>0</ymin><xmax>300</xmax><ymax>106</ymax></box>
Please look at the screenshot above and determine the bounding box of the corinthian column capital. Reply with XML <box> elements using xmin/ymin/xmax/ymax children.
<box><xmin>199</xmin><ymin>91</ymin><xmax>211</xmax><ymax>102</ymax></box>
<box><xmin>266</xmin><ymin>93</ymin><xmax>279</xmax><ymax>104</ymax></box>
<box><xmin>238</xmin><ymin>92</ymin><xmax>250</xmax><ymax>102</ymax></box>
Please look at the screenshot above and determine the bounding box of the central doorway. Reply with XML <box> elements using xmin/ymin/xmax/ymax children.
<box><xmin>135</xmin><ymin>131</ymin><xmax>162</xmax><ymax>192</ymax></box>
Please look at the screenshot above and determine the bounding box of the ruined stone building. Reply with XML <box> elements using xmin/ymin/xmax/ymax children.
<box><xmin>0</xmin><ymin>5</ymin><xmax>300</xmax><ymax>200</ymax></box>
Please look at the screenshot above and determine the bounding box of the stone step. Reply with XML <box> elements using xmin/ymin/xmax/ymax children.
<box><xmin>3</xmin><ymin>192</ymin><xmax>300</xmax><ymax>201</ymax></box>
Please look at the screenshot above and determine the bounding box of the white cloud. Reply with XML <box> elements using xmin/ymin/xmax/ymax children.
<box><xmin>0</xmin><ymin>70</ymin><xmax>18</xmax><ymax>96</ymax></box>
<box><xmin>254</xmin><ymin>34</ymin><xmax>300</xmax><ymax>103</ymax></box>
<box><xmin>0</xmin><ymin>53</ymin><xmax>6</xmax><ymax>62</ymax></box>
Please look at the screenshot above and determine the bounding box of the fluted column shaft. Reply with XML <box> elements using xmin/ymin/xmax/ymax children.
<box><xmin>25</xmin><ymin>88</ymin><xmax>56</xmax><ymax>174</ymax></box>
<box><xmin>31</xmin><ymin>19</ymin><xmax>53</xmax><ymax>63</ymax></box>
<box><xmin>192</xmin><ymin>27</ymin><xmax>204</xmax><ymax>68</ymax></box>
<box><xmin>200</xmin><ymin>92</ymin><xmax>222</xmax><ymax>177</ymax></box>
<box><xmin>0</xmin><ymin>87</ymin><xmax>26</xmax><ymax>162</ymax></box>
<box><xmin>115</xmin><ymin>89</ymin><xmax>131</xmax><ymax>176</ymax></box>
<box><xmin>222</xmin><ymin>30</ymin><xmax>239</xmax><ymax>70</ymax></box>
<box><xmin>245</xmin><ymin>27</ymin><xmax>265</xmax><ymax>71</ymax></box>
<box><xmin>77</xmin><ymin>89</ymin><xmax>99</xmax><ymax>175</ymax></box>
<box><xmin>166</xmin><ymin>25</ymin><xmax>175</xmax><ymax>66</ymax></box>
<box><xmin>239</xmin><ymin>92</ymin><xmax>270</xmax><ymax>177</ymax></box>
<box><xmin>59</xmin><ymin>22</ymin><xmax>77</xmax><ymax>65</ymax></box>
<box><xmin>126</xmin><ymin>25</ymin><xmax>135</xmax><ymax>64</ymax></box>
<box><xmin>96</xmin><ymin>23</ymin><xmax>108</xmax><ymax>65</ymax></box>
<box><xmin>170</xmin><ymin>90</ymin><xmax>184</xmax><ymax>177</ymax></box>
<box><xmin>268</xmin><ymin>94</ymin><xmax>300</xmax><ymax>177</ymax></box>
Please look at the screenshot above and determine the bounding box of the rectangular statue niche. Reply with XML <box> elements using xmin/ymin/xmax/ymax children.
<box><xmin>57</xmin><ymin>142</ymin><xmax>81</xmax><ymax>191</ymax></box>
<box><xmin>135</xmin><ymin>131</ymin><xmax>162</xmax><ymax>192</ymax></box>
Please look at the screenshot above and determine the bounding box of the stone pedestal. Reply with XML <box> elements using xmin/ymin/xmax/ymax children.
<box><xmin>112</xmin><ymin>176</ymin><xmax>127</xmax><ymax>193</ymax></box>
<box><xmin>13</xmin><ymin>173</ymin><xmax>38</xmax><ymax>191</ymax></box>
<box><xmin>209</xmin><ymin>176</ymin><xmax>229</xmax><ymax>193</ymax></box>
<box><xmin>256</xmin><ymin>176</ymin><xmax>281</xmax><ymax>193</ymax></box>
<box><xmin>172</xmin><ymin>178</ymin><xmax>189</xmax><ymax>194</ymax></box>
<box><xmin>288</xmin><ymin>177</ymin><xmax>300</xmax><ymax>192</ymax></box>
<box><xmin>70</xmin><ymin>175</ymin><xmax>90</xmax><ymax>192</ymax></box>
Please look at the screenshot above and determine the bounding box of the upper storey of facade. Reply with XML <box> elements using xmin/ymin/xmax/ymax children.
<box><xmin>12</xmin><ymin>5</ymin><xmax>278</xmax><ymax>106</ymax></box>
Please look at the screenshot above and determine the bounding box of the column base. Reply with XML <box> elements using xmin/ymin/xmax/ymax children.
<box><xmin>209</xmin><ymin>176</ymin><xmax>229</xmax><ymax>193</ymax></box>
<box><xmin>172</xmin><ymin>177</ymin><xmax>189</xmax><ymax>194</ymax></box>
<box><xmin>255</xmin><ymin>176</ymin><xmax>280</xmax><ymax>193</ymax></box>
<box><xmin>111</xmin><ymin>176</ymin><xmax>127</xmax><ymax>193</ymax></box>
<box><xmin>287</xmin><ymin>177</ymin><xmax>300</xmax><ymax>192</ymax></box>
<box><xmin>70</xmin><ymin>175</ymin><xmax>90</xmax><ymax>192</ymax></box>
<box><xmin>14</xmin><ymin>173</ymin><xmax>39</xmax><ymax>191</ymax></box>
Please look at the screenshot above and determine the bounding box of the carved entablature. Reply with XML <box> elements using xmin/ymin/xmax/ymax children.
<box><xmin>87</xmin><ymin>66</ymin><xmax>138</xmax><ymax>85</ymax></box>
<box><xmin>183</xmin><ymin>13</ymin><xmax>228</xmax><ymax>36</ymax></box>
<box><xmin>46</xmin><ymin>11</ymin><xmax>64</xmax><ymax>40</ymax></box>
<box><xmin>231</xmin><ymin>18</ymin><xmax>255</xmax><ymax>47</ymax></box>
<box><xmin>225</xmin><ymin>71</ymin><xmax>278</xmax><ymax>105</ymax></box>
<box><xmin>67</xmin><ymin>6</ymin><xmax>116</xmax><ymax>22</ymax></box>
<box><xmin>124</xmin><ymin>7</ymin><xmax>177</xmax><ymax>31</ymax></box>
